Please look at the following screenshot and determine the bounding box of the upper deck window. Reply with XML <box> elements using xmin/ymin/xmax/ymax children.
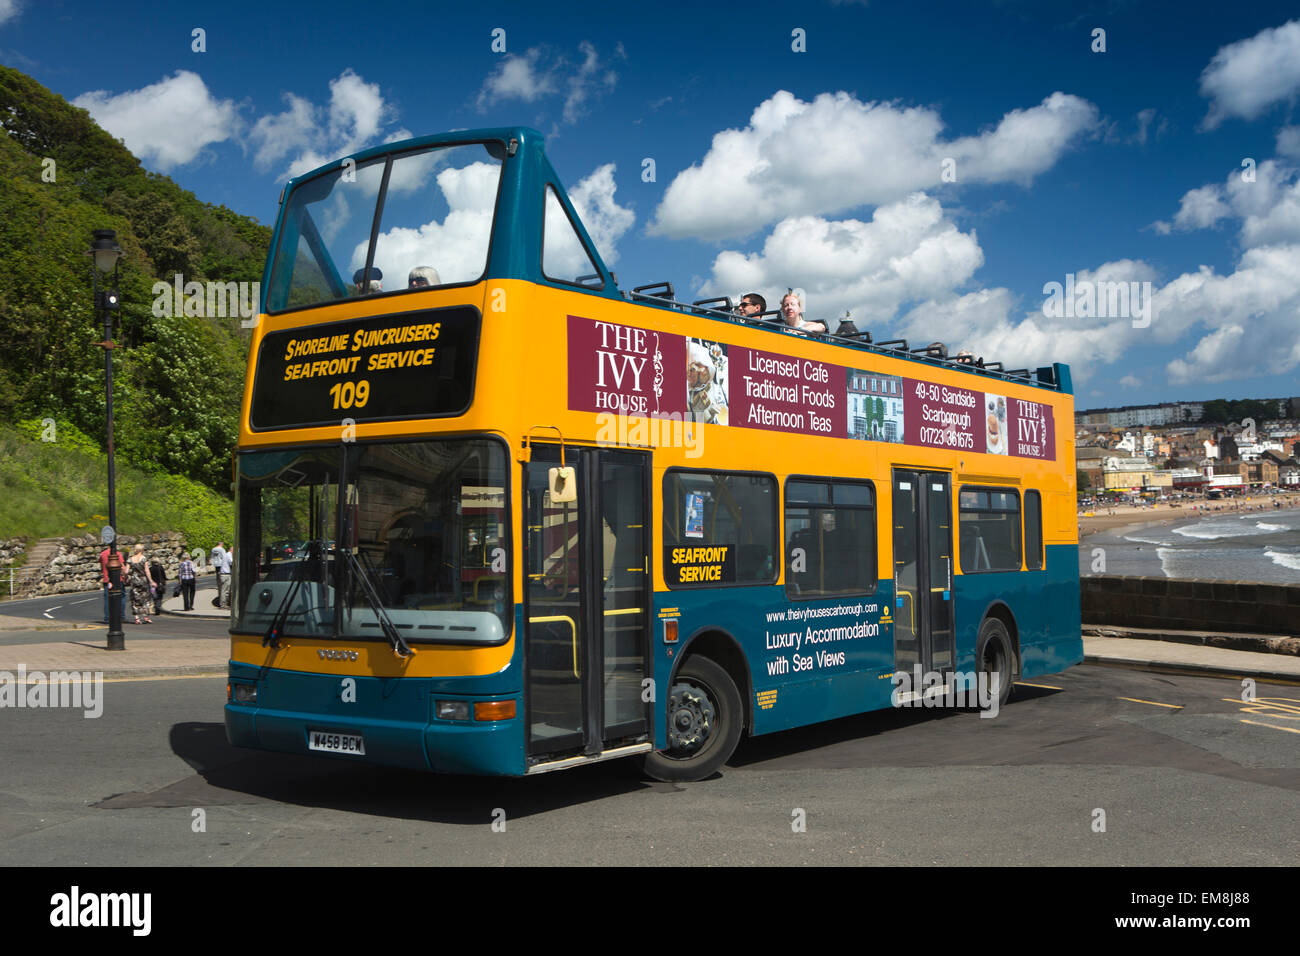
<box><xmin>542</xmin><ymin>185</ymin><xmax>602</xmax><ymax>288</ymax></box>
<box><xmin>267</xmin><ymin>142</ymin><xmax>505</xmax><ymax>313</ymax></box>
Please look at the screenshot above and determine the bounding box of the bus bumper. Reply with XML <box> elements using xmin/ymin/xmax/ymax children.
<box><xmin>225</xmin><ymin>662</ymin><xmax>525</xmax><ymax>776</ymax></box>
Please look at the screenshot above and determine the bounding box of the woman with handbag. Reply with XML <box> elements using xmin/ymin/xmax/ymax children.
<box><xmin>126</xmin><ymin>544</ymin><xmax>153</xmax><ymax>625</ymax></box>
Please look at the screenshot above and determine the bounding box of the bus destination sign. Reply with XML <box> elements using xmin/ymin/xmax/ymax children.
<box><xmin>250</xmin><ymin>306</ymin><xmax>480</xmax><ymax>430</ymax></box>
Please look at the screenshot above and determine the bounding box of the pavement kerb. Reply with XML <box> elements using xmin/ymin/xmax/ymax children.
<box><xmin>1081</xmin><ymin>652</ymin><xmax>1300</xmax><ymax>686</ymax></box>
<box><xmin>95</xmin><ymin>666</ymin><xmax>229</xmax><ymax>680</ymax></box>
<box><xmin>0</xmin><ymin>622</ymin><xmax>100</xmax><ymax>632</ymax></box>
<box><xmin>1083</xmin><ymin>624</ymin><xmax>1299</xmax><ymax>657</ymax></box>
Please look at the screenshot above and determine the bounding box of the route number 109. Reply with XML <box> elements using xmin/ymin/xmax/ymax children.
<box><xmin>329</xmin><ymin>380</ymin><xmax>370</xmax><ymax>410</ymax></box>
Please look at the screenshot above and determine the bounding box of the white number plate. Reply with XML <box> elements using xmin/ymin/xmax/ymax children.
<box><xmin>308</xmin><ymin>731</ymin><xmax>365</xmax><ymax>755</ymax></box>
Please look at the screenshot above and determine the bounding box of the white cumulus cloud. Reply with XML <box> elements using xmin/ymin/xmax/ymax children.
<box><xmin>700</xmin><ymin>193</ymin><xmax>983</xmax><ymax>326</ymax></box>
<box><xmin>73</xmin><ymin>71</ymin><xmax>238</xmax><ymax>171</ymax></box>
<box><xmin>1200</xmin><ymin>19</ymin><xmax>1300</xmax><ymax>128</ymax></box>
<box><xmin>650</xmin><ymin>89</ymin><xmax>1099</xmax><ymax>241</ymax></box>
<box><xmin>250</xmin><ymin>70</ymin><xmax>396</xmax><ymax>180</ymax></box>
<box><xmin>1154</xmin><ymin>160</ymin><xmax>1300</xmax><ymax>247</ymax></box>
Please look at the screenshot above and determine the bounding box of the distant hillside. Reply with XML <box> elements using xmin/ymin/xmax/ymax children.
<box><xmin>0</xmin><ymin>66</ymin><xmax>271</xmax><ymax>496</ymax></box>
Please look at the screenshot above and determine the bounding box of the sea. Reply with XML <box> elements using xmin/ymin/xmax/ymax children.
<box><xmin>1079</xmin><ymin>506</ymin><xmax>1300</xmax><ymax>583</ymax></box>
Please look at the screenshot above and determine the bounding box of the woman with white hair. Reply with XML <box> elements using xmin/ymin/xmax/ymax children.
<box><xmin>408</xmin><ymin>265</ymin><xmax>441</xmax><ymax>288</ymax></box>
<box><xmin>780</xmin><ymin>290</ymin><xmax>827</xmax><ymax>334</ymax></box>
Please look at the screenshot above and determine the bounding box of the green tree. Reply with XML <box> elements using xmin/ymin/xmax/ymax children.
<box><xmin>0</xmin><ymin>65</ymin><xmax>271</xmax><ymax>496</ymax></box>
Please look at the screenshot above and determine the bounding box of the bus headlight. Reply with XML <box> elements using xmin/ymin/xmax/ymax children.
<box><xmin>436</xmin><ymin>700</ymin><xmax>470</xmax><ymax>720</ymax></box>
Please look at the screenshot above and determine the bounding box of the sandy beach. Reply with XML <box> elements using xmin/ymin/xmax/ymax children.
<box><xmin>1078</xmin><ymin>496</ymin><xmax>1300</xmax><ymax>538</ymax></box>
<box><xmin>1077</xmin><ymin>496</ymin><xmax>1300</xmax><ymax>583</ymax></box>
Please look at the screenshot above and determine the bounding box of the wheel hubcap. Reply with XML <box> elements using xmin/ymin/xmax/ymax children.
<box><xmin>666</xmin><ymin>682</ymin><xmax>715</xmax><ymax>755</ymax></box>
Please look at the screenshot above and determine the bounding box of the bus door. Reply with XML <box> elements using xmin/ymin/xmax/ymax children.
<box><xmin>891</xmin><ymin>470</ymin><xmax>954</xmax><ymax>678</ymax></box>
<box><xmin>524</xmin><ymin>445</ymin><xmax>650</xmax><ymax>763</ymax></box>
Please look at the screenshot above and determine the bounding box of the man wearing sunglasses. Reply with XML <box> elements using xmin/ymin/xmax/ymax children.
<box><xmin>734</xmin><ymin>292</ymin><xmax>765</xmax><ymax>318</ymax></box>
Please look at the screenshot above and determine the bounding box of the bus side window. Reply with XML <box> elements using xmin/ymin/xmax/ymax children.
<box><xmin>784</xmin><ymin>479</ymin><xmax>875</xmax><ymax>598</ymax></box>
<box><xmin>958</xmin><ymin>486</ymin><xmax>1020</xmax><ymax>571</ymax></box>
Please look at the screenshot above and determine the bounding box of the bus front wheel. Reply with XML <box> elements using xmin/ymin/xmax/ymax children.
<box><xmin>642</xmin><ymin>656</ymin><xmax>742</xmax><ymax>782</ymax></box>
<box><xmin>976</xmin><ymin>617</ymin><xmax>1015</xmax><ymax>708</ymax></box>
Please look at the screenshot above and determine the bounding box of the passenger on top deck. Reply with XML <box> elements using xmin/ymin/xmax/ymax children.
<box><xmin>353</xmin><ymin>267</ymin><xmax>383</xmax><ymax>295</ymax></box>
<box><xmin>734</xmin><ymin>292</ymin><xmax>765</xmax><ymax>319</ymax></box>
<box><xmin>408</xmin><ymin>265</ymin><xmax>441</xmax><ymax>289</ymax></box>
<box><xmin>780</xmin><ymin>290</ymin><xmax>827</xmax><ymax>334</ymax></box>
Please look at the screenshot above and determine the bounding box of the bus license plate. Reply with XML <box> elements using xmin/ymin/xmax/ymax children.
<box><xmin>308</xmin><ymin>731</ymin><xmax>365</xmax><ymax>755</ymax></box>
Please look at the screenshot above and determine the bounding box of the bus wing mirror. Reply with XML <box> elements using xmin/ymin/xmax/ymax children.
<box><xmin>549</xmin><ymin>466</ymin><xmax>577</xmax><ymax>503</ymax></box>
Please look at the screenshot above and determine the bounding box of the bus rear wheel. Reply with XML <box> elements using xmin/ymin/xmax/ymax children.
<box><xmin>642</xmin><ymin>656</ymin><xmax>742</xmax><ymax>782</ymax></box>
<box><xmin>976</xmin><ymin>617</ymin><xmax>1014</xmax><ymax>709</ymax></box>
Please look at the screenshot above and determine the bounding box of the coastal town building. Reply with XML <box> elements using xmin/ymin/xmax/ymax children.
<box><xmin>1076</xmin><ymin>401</ymin><xmax>1300</xmax><ymax>495</ymax></box>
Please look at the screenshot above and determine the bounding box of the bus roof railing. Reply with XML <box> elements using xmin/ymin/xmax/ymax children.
<box><xmin>614</xmin><ymin>282</ymin><xmax>1062</xmax><ymax>390</ymax></box>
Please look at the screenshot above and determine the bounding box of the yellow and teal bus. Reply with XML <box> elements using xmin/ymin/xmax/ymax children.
<box><xmin>226</xmin><ymin>127</ymin><xmax>1081</xmax><ymax>781</ymax></box>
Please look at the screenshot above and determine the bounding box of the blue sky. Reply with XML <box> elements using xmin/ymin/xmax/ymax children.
<box><xmin>4</xmin><ymin>0</ymin><xmax>1300</xmax><ymax>409</ymax></box>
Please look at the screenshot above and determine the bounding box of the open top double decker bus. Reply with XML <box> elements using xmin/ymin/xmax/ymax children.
<box><xmin>226</xmin><ymin>127</ymin><xmax>1081</xmax><ymax>781</ymax></box>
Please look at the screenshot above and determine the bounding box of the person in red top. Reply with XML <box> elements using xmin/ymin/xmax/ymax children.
<box><xmin>99</xmin><ymin>546</ymin><xmax>125</xmax><ymax>624</ymax></box>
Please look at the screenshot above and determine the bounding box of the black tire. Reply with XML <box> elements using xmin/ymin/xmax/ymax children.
<box><xmin>976</xmin><ymin>617</ymin><xmax>1015</xmax><ymax>709</ymax></box>
<box><xmin>642</xmin><ymin>656</ymin><xmax>742</xmax><ymax>782</ymax></box>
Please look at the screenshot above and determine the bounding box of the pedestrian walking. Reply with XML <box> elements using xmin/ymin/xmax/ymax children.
<box><xmin>99</xmin><ymin>545</ymin><xmax>125</xmax><ymax>624</ymax></box>
<box><xmin>211</xmin><ymin>541</ymin><xmax>230</xmax><ymax>608</ymax></box>
<box><xmin>177</xmin><ymin>553</ymin><xmax>196</xmax><ymax>611</ymax></box>
<box><xmin>149</xmin><ymin>558</ymin><xmax>167</xmax><ymax>615</ymax></box>
<box><xmin>126</xmin><ymin>544</ymin><xmax>152</xmax><ymax>625</ymax></box>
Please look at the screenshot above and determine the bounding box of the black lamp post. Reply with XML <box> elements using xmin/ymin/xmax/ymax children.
<box><xmin>89</xmin><ymin>229</ymin><xmax>124</xmax><ymax>650</ymax></box>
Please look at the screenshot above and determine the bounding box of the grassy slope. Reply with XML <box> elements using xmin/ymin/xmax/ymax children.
<box><xmin>0</xmin><ymin>424</ymin><xmax>232</xmax><ymax>558</ymax></box>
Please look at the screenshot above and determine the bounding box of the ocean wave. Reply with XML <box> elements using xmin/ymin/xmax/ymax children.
<box><xmin>1174</xmin><ymin>520</ymin><xmax>1283</xmax><ymax>540</ymax></box>
<box><xmin>1124</xmin><ymin>533</ymin><xmax>1173</xmax><ymax>545</ymax></box>
<box><xmin>1156</xmin><ymin>548</ymin><xmax>1177</xmax><ymax>578</ymax></box>
<box><xmin>1265</xmin><ymin>549</ymin><xmax>1300</xmax><ymax>571</ymax></box>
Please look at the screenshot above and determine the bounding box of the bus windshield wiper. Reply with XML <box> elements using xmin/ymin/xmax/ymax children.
<box><xmin>263</xmin><ymin>540</ymin><xmax>323</xmax><ymax>649</ymax></box>
<box><xmin>340</xmin><ymin>546</ymin><xmax>414</xmax><ymax>659</ymax></box>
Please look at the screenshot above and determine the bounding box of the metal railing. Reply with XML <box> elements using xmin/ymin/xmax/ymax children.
<box><xmin>618</xmin><ymin>286</ymin><xmax>1060</xmax><ymax>390</ymax></box>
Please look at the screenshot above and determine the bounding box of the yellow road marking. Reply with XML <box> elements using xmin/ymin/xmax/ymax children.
<box><xmin>1221</xmin><ymin>697</ymin><xmax>1300</xmax><ymax>719</ymax></box>
<box><xmin>1016</xmin><ymin>681</ymin><xmax>1061</xmax><ymax>690</ymax></box>
<box><xmin>1240</xmin><ymin>719</ymin><xmax>1300</xmax><ymax>735</ymax></box>
<box><xmin>1117</xmin><ymin>696</ymin><xmax>1183</xmax><ymax>709</ymax></box>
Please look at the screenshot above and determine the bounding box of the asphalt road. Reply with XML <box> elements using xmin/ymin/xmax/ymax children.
<box><xmin>0</xmin><ymin>581</ymin><xmax>228</xmax><ymax>645</ymax></box>
<box><xmin>1</xmin><ymin>663</ymin><xmax>1295</xmax><ymax>866</ymax></box>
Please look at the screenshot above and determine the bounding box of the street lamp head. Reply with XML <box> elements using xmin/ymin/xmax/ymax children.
<box><xmin>89</xmin><ymin>229</ymin><xmax>122</xmax><ymax>273</ymax></box>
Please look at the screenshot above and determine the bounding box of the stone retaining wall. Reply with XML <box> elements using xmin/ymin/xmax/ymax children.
<box><xmin>17</xmin><ymin>533</ymin><xmax>215</xmax><ymax>597</ymax></box>
<box><xmin>1082</xmin><ymin>575</ymin><xmax>1300</xmax><ymax>635</ymax></box>
<box><xmin>0</xmin><ymin>538</ymin><xmax>25</xmax><ymax>566</ymax></box>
